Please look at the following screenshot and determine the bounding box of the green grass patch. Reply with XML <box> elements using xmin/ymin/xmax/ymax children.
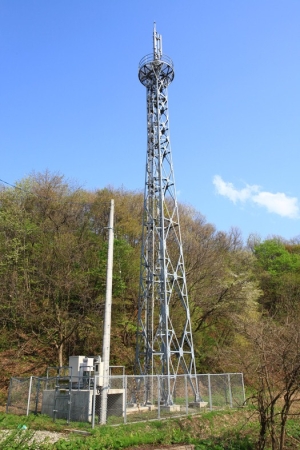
<box><xmin>0</xmin><ymin>409</ymin><xmax>258</xmax><ymax>449</ymax></box>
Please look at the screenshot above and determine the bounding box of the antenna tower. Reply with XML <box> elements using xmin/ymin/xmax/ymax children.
<box><xmin>135</xmin><ymin>25</ymin><xmax>199</xmax><ymax>405</ymax></box>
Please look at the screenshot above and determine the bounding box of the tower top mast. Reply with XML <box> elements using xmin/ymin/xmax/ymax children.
<box><xmin>153</xmin><ymin>22</ymin><xmax>162</xmax><ymax>60</ymax></box>
<box><xmin>138</xmin><ymin>25</ymin><xmax>174</xmax><ymax>88</ymax></box>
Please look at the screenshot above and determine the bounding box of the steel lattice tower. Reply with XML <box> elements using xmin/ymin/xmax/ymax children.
<box><xmin>135</xmin><ymin>25</ymin><xmax>199</xmax><ymax>405</ymax></box>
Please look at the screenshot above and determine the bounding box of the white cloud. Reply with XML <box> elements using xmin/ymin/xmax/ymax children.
<box><xmin>253</xmin><ymin>192</ymin><xmax>299</xmax><ymax>218</ymax></box>
<box><xmin>213</xmin><ymin>175</ymin><xmax>259</xmax><ymax>203</ymax></box>
<box><xmin>213</xmin><ymin>175</ymin><xmax>299</xmax><ymax>219</ymax></box>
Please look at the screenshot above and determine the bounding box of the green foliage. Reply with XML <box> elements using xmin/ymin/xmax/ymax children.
<box><xmin>254</xmin><ymin>239</ymin><xmax>300</xmax><ymax>275</ymax></box>
<box><xmin>93</xmin><ymin>238</ymin><xmax>139</xmax><ymax>298</ymax></box>
<box><xmin>286</xmin><ymin>419</ymin><xmax>300</xmax><ymax>441</ymax></box>
<box><xmin>253</xmin><ymin>239</ymin><xmax>300</xmax><ymax>317</ymax></box>
<box><xmin>195</xmin><ymin>435</ymin><xmax>254</xmax><ymax>450</ymax></box>
<box><xmin>0</xmin><ymin>411</ymin><xmax>258</xmax><ymax>450</ymax></box>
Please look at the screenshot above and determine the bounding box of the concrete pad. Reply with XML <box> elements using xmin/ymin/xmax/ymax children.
<box><xmin>161</xmin><ymin>404</ymin><xmax>181</xmax><ymax>412</ymax></box>
<box><xmin>189</xmin><ymin>401</ymin><xmax>208</xmax><ymax>408</ymax></box>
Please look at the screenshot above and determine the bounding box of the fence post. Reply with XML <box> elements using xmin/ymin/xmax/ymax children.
<box><xmin>34</xmin><ymin>377</ymin><xmax>41</xmax><ymax>415</ymax></box>
<box><xmin>241</xmin><ymin>373</ymin><xmax>246</xmax><ymax>405</ymax></box>
<box><xmin>26</xmin><ymin>376</ymin><xmax>33</xmax><ymax>416</ymax></box>
<box><xmin>124</xmin><ymin>374</ymin><xmax>127</xmax><ymax>424</ymax></box>
<box><xmin>227</xmin><ymin>373</ymin><xmax>233</xmax><ymax>408</ymax></box>
<box><xmin>208</xmin><ymin>374</ymin><xmax>212</xmax><ymax>411</ymax></box>
<box><xmin>157</xmin><ymin>375</ymin><xmax>160</xmax><ymax>420</ymax></box>
<box><xmin>92</xmin><ymin>374</ymin><xmax>96</xmax><ymax>429</ymax></box>
<box><xmin>6</xmin><ymin>378</ymin><xmax>12</xmax><ymax>413</ymax></box>
<box><xmin>185</xmin><ymin>375</ymin><xmax>188</xmax><ymax>415</ymax></box>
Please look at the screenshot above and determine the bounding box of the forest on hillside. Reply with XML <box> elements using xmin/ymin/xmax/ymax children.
<box><xmin>1</xmin><ymin>171</ymin><xmax>300</xmax><ymax>447</ymax></box>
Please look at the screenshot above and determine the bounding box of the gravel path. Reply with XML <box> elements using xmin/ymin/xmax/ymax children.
<box><xmin>30</xmin><ymin>430</ymin><xmax>68</xmax><ymax>444</ymax></box>
<box><xmin>0</xmin><ymin>429</ymin><xmax>68</xmax><ymax>445</ymax></box>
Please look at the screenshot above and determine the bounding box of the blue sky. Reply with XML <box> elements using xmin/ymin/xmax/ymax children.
<box><xmin>1</xmin><ymin>1</ymin><xmax>300</xmax><ymax>242</ymax></box>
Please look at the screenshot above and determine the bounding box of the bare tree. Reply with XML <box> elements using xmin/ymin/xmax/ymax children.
<box><xmin>229</xmin><ymin>316</ymin><xmax>300</xmax><ymax>450</ymax></box>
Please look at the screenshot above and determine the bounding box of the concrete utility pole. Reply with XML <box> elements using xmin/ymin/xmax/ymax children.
<box><xmin>100</xmin><ymin>199</ymin><xmax>114</xmax><ymax>424</ymax></box>
<box><xmin>135</xmin><ymin>25</ymin><xmax>200</xmax><ymax>405</ymax></box>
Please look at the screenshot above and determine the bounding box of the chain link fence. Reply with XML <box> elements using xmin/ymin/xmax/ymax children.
<box><xmin>7</xmin><ymin>373</ymin><xmax>245</xmax><ymax>426</ymax></box>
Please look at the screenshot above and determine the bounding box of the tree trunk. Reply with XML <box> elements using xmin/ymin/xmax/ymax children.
<box><xmin>58</xmin><ymin>341</ymin><xmax>63</xmax><ymax>368</ymax></box>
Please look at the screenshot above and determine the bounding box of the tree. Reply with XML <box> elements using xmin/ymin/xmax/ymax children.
<box><xmin>253</xmin><ymin>239</ymin><xmax>300</xmax><ymax>317</ymax></box>
<box><xmin>229</xmin><ymin>315</ymin><xmax>300</xmax><ymax>450</ymax></box>
<box><xmin>0</xmin><ymin>176</ymin><xmax>146</xmax><ymax>385</ymax></box>
<box><xmin>0</xmin><ymin>172</ymin><xmax>108</xmax><ymax>368</ymax></box>
<box><xmin>254</xmin><ymin>239</ymin><xmax>300</xmax><ymax>276</ymax></box>
<box><xmin>178</xmin><ymin>205</ymin><xmax>261</xmax><ymax>371</ymax></box>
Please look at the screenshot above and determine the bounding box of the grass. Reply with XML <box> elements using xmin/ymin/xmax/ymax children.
<box><xmin>0</xmin><ymin>409</ymin><xmax>257</xmax><ymax>449</ymax></box>
<box><xmin>0</xmin><ymin>408</ymin><xmax>299</xmax><ymax>449</ymax></box>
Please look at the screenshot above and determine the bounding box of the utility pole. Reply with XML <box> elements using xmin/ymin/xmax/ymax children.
<box><xmin>100</xmin><ymin>199</ymin><xmax>114</xmax><ymax>424</ymax></box>
<box><xmin>135</xmin><ymin>25</ymin><xmax>199</xmax><ymax>405</ymax></box>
